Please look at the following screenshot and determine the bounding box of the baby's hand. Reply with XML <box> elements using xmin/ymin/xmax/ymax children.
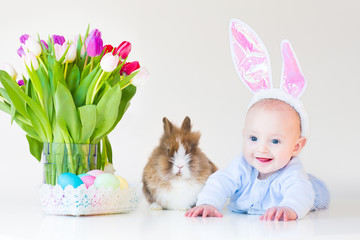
<box><xmin>185</xmin><ymin>204</ymin><xmax>223</xmax><ymax>218</ymax></box>
<box><xmin>260</xmin><ymin>206</ymin><xmax>297</xmax><ymax>221</ymax></box>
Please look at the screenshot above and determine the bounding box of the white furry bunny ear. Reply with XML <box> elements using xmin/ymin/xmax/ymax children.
<box><xmin>280</xmin><ymin>40</ymin><xmax>307</xmax><ymax>98</ymax></box>
<box><xmin>229</xmin><ymin>18</ymin><xmax>272</xmax><ymax>93</ymax></box>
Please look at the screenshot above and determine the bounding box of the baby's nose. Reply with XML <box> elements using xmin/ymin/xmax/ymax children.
<box><xmin>257</xmin><ymin>143</ymin><xmax>269</xmax><ymax>153</ymax></box>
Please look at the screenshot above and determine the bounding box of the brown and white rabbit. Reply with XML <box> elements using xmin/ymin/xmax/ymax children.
<box><xmin>142</xmin><ymin>116</ymin><xmax>217</xmax><ymax>210</ymax></box>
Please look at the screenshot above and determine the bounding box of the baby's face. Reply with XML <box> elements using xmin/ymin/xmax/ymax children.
<box><xmin>243</xmin><ymin>100</ymin><xmax>305</xmax><ymax>179</ymax></box>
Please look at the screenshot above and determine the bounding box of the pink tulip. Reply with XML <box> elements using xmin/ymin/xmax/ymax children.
<box><xmin>85</xmin><ymin>29</ymin><xmax>101</xmax><ymax>47</ymax></box>
<box><xmin>121</xmin><ymin>61</ymin><xmax>140</xmax><ymax>75</ymax></box>
<box><xmin>17</xmin><ymin>46</ymin><xmax>26</xmax><ymax>58</ymax></box>
<box><xmin>115</xmin><ymin>41</ymin><xmax>131</xmax><ymax>59</ymax></box>
<box><xmin>52</xmin><ymin>35</ymin><xmax>65</xmax><ymax>45</ymax></box>
<box><xmin>100</xmin><ymin>53</ymin><xmax>120</xmax><ymax>72</ymax></box>
<box><xmin>19</xmin><ymin>34</ymin><xmax>29</xmax><ymax>44</ymax></box>
<box><xmin>18</xmin><ymin>80</ymin><xmax>25</xmax><ymax>86</ymax></box>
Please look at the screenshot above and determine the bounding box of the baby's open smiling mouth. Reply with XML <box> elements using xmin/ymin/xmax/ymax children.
<box><xmin>256</xmin><ymin>157</ymin><xmax>273</xmax><ymax>163</ymax></box>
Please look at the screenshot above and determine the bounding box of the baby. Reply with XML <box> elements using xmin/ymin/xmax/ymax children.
<box><xmin>186</xmin><ymin>98</ymin><xmax>313</xmax><ymax>221</ymax></box>
<box><xmin>185</xmin><ymin>19</ymin><xmax>329</xmax><ymax>221</ymax></box>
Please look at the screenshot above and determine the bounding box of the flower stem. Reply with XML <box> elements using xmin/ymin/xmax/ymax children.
<box><xmin>90</xmin><ymin>57</ymin><xmax>94</xmax><ymax>73</ymax></box>
<box><xmin>64</xmin><ymin>62</ymin><xmax>68</xmax><ymax>79</ymax></box>
<box><xmin>84</xmin><ymin>55</ymin><xmax>88</xmax><ymax>69</ymax></box>
<box><xmin>37</xmin><ymin>57</ymin><xmax>48</xmax><ymax>76</ymax></box>
<box><xmin>90</xmin><ymin>70</ymin><xmax>105</xmax><ymax>104</ymax></box>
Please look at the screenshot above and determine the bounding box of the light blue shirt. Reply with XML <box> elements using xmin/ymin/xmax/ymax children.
<box><xmin>196</xmin><ymin>154</ymin><xmax>315</xmax><ymax>219</ymax></box>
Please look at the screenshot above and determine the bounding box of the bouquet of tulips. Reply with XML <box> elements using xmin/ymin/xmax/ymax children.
<box><xmin>0</xmin><ymin>27</ymin><xmax>142</xmax><ymax>181</ymax></box>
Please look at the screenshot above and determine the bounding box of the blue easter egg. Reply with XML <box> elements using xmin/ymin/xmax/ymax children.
<box><xmin>57</xmin><ymin>173</ymin><xmax>84</xmax><ymax>189</ymax></box>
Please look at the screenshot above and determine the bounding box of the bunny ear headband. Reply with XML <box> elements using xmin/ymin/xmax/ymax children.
<box><xmin>229</xmin><ymin>18</ymin><xmax>309</xmax><ymax>137</ymax></box>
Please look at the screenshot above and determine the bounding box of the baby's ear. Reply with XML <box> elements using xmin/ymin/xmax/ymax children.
<box><xmin>292</xmin><ymin>137</ymin><xmax>307</xmax><ymax>156</ymax></box>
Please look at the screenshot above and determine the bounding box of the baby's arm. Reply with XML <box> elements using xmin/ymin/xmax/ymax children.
<box><xmin>259</xmin><ymin>206</ymin><xmax>297</xmax><ymax>221</ymax></box>
<box><xmin>185</xmin><ymin>205</ymin><xmax>223</xmax><ymax>218</ymax></box>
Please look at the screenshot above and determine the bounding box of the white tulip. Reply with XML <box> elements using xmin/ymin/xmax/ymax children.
<box><xmin>100</xmin><ymin>53</ymin><xmax>120</xmax><ymax>72</ymax></box>
<box><xmin>24</xmin><ymin>53</ymin><xmax>39</xmax><ymax>70</ymax></box>
<box><xmin>0</xmin><ymin>63</ymin><xmax>18</xmax><ymax>80</ymax></box>
<box><xmin>54</xmin><ymin>43</ymin><xmax>67</xmax><ymax>62</ymax></box>
<box><xmin>131</xmin><ymin>67</ymin><xmax>149</xmax><ymax>86</ymax></box>
<box><xmin>24</xmin><ymin>37</ymin><xmax>42</xmax><ymax>57</ymax></box>
<box><xmin>65</xmin><ymin>43</ymin><xmax>76</xmax><ymax>63</ymax></box>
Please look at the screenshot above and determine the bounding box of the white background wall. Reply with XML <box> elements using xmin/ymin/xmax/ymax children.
<box><xmin>0</xmin><ymin>0</ymin><xmax>359</xmax><ymax>204</ymax></box>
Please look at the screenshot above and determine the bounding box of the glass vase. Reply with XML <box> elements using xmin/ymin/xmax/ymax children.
<box><xmin>42</xmin><ymin>143</ymin><xmax>98</xmax><ymax>185</ymax></box>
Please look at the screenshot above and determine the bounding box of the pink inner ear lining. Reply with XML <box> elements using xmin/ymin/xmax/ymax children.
<box><xmin>281</xmin><ymin>40</ymin><xmax>306</xmax><ymax>99</ymax></box>
<box><xmin>230</xmin><ymin>19</ymin><xmax>272</xmax><ymax>93</ymax></box>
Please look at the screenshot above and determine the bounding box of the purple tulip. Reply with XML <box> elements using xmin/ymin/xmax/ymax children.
<box><xmin>18</xmin><ymin>80</ymin><xmax>25</xmax><ymax>86</ymax></box>
<box><xmin>115</xmin><ymin>41</ymin><xmax>131</xmax><ymax>59</ymax></box>
<box><xmin>85</xmin><ymin>29</ymin><xmax>101</xmax><ymax>47</ymax></box>
<box><xmin>17</xmin><ymin>46</ymin><xmax>26</xmax><ymax>58</ymax></box>
<box><xmin>20</xmin><ymin>34</ymin><xmax>29</xmax><ymax>44</ymax></box>
<box><xmin>87</xmin><ymin>36</ymin><xmax>103</xmax><ymax>57</ymax></box>
<box><xmin>41</xmin><ymin>40</ymin><xmax>49</xmax><ymax>50</ymax></box>
<box><xmin>52</xmin><ymin>35</ymin><xmax>65</xmax><ymax>45</ymax></box>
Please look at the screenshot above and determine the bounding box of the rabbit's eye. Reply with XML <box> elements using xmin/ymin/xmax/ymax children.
<box><xmin>167</xmin><ymin>148</ymin><xmax>170</xmax><ymax>156</ymax></box>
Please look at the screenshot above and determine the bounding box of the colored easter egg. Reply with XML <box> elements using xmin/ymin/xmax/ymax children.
<box><xmin>78</xmin><ymin>173</ymin><xmax>90</xmax><ymax>178</ymax></box>
<box><xmin>57</xmin><ymin>173</ymin><xmax>83</xmax><ymax>189</ymax></box>
<box><xmin>94</xmin><ymin>173</ymin><xmax>120</xmax><ymax>190</ymax></box>
<box><xmin>80</xmin><ymin>175</ymin><xmax>96</xmax><ymax>188</ymax></box>
<box><xmin>87</xmin><ymin>169</ymin><xmax>104</xmax><ymax>177</ymax></box>
<box><xmin>116</xmin><ymin>175</ymin><xmax>129</xmax><ymax>190</ymax></box>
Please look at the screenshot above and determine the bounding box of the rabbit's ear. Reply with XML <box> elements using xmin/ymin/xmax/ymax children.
<box><xmin>280</xmin><ymin>40</ymin><xmax>307</xmax><ymax>98</ymax></box>
<box><xmin>229</xmin><ymin>18</ymin><xmax>272</xmax><ymax>93</ymax></box>
<box><xmin>163</xmin><ymin>117</ymin><xmax>174</xmax><ymax>135</ymax></box>
<box><xmin>181</xmin><ymin>116</ymin><xmax>192</xmax><ymax>133</ymax></box>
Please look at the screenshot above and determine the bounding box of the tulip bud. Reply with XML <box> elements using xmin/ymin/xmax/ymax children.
<box><xmin>85</xmin><ymin>29</ymin><xmax>101</xmax><ymax>47</ymax></box>
<box><xmin>18</xmin><ymin>80</ymin><xmax>25</xmax><ymax>86</ymax></box>
<box><xmin>87</xmin><ymin>36</ymin><xmax>103</xmax><ymax>57</ymax></box>
<box><xmin>19</xmin><ymin>34</ymin><xmax>29</xmax><ymax>44</ymax></box>
<box><xmin>131</xmin><ymin>67</ymin><xmax>149</xmax><ymax>86</ymax></box>
<box><xmin>24</xmin><ymin>37</ymin><xmax>42</xmax><ymax>57</ymax></box>
<box><xmin>17</xmin><ymin>46</ymin><xmax>26</xmax><ymax>58</ymax></box>
<box><xmin>100</xmin><ymin>53</ymin><xmax>120</xmax><ymax>72</ymax></box>
<box><xmin>103</xmin><ymin>45</ymin><xmax>114</xmax><ymax>55</ymax></box>
<box><xmin>52</xmin><ymin>35</ymin><xmax>65</xmax><ymax>46</ymax></box>
<box><xmin>115</xmin><ymin>41</ymin><xmax>131</xmax><ymax>59</ymax></box>
<box><xmin>65</xmin><ymin>43</ymin><xmax>77</xmax><ymax>63</ymax></box>
<box><xmin>41</xmin><ymin>40</ymin><xmax>49</xmax><ymax>50</ymax></box>
<box><xmin>0</xmin><ymin>63</ymin><xmax>18</xmax><ymax>80</ymax></box>
<box><xmin>54</xmin><ymin>43</ymin><xmax>67</xmax><ymax>62</ymax></box>
<box><xmin>121</xmin><ymin>61</ymin><xmax>140</xmax><ymax>75</ymax></box>
<box><xmin>24</xmin><ymin>53</ymin><xmax>39</xmax><ymax>70</ymax></box>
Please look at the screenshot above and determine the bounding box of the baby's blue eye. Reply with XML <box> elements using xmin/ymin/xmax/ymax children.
<box><xmin>250</xmin><ymin>136</ymin><xmax>257</xmax><ymax>142</ymax></box>
<box><xmin>271</xmin><ymin>139</ymin><xmax>280</xmax><ymax>144</ymax></box>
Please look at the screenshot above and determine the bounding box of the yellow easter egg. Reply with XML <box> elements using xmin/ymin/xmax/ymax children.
<box><xmin>116</xmin><ymin>175</ymin><xmax>128</xmax><ymax>190</ymax></box>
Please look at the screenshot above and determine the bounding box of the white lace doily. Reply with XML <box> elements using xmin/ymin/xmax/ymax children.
<box><xmin>39</xmin><ymin>184</ymin><xmax>139</xmax><ymax>216</ymax></box>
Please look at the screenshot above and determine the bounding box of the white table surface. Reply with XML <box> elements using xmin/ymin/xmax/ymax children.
<box><xmin>1</xmin><ymin>193</ymin><xmax>359</xmax><ymax>240</ymax></box>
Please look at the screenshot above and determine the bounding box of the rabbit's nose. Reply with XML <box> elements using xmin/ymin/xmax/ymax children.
<box><xmin>176</xmin><ymin>165</ymin><xmax>184</xmax><ymax>170</ymax></box>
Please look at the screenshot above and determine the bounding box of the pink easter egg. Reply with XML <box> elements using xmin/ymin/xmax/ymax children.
<box><xmin>87</xmin><ymin>169</ymin><xmax>104</xmax><ymax>177</ymax></box>
<box><xmin>80</xmin><ymin>175</ymin><xmax>96</xmax><ymax>188</ymax></box>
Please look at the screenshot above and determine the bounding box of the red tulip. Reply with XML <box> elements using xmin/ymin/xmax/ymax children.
<box><xmin>103</xmin><ymin>45</ymin><xmax>114</xmax><ymax>55</ymax></box>
<box><xmin>121</xmin><ymin>61</ymin><xmax>140</xmax><ymax>75</ymax></box>
<box><xmin>115</xmin><ymin>41</ymin><xmax>131</xmax><ymax>59</ymax></box>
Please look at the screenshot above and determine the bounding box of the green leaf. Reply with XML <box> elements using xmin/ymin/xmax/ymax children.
<box><xmin>91</xmin><ymin>84</ymin><xmax>122</xmax><ymax>143</ymax></box>
<box><xmin>119</xmin><ymin>70</ymin><xmax>139</xmax><ymax>89</ymax></box>
<box><xmin>67</xmin><ymin>64</ymin><xmax>80</xmax><ymax>94</ymax></box>
<box><xmin>26</xmin><ymin>135</ymin><xmax>43</xmax><ymax>162</ymax></box>
<box><xmin>108</xmin><ymin>84</ymin><xmax>137</xmax><ymax>134</ymax></box>
<box><xmin>74</xmin><ymin>66</ymin><xmax>100</xmax><ymax>107</ymax></box>
<box><xmin>54</xmin><ymin>83</ymin><xmax>81</xmax><ymax>142</ymax></box>
<box><xmin>26</xmin><ymin>104</ymin><xmax>47</xmax><ymax>141</ymax></box>
<box><xmin>78</xmin><ymin>105</ymin><xmax>96</xmax><ymax>142</ymax></box>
